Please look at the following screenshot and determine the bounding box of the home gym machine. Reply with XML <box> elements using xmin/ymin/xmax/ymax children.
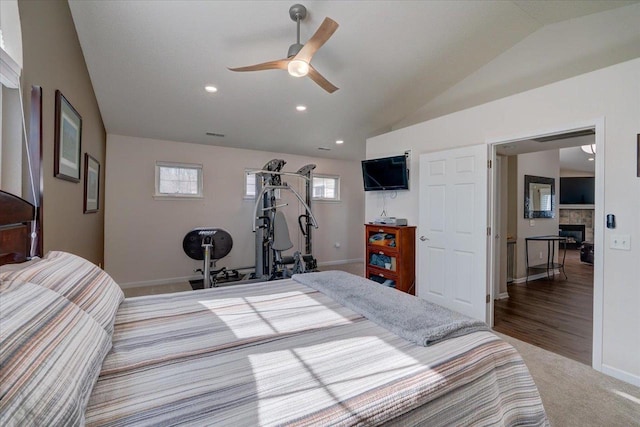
<box><xmin>252</xmin><ymin>159</ymin><xmax>319</xmax><ymax>281</ymax></box>
<box><xmin>182</xmin><ymin>228</ymin><xmax>250</xmax><ymax>289</ymax></box>
<box><xmin>182</xmin><ymin>159</ymin><xmax>320</xmax><ymax>288</ymax></box>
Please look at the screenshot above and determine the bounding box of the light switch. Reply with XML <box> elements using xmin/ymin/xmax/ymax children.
<box><xmin>610</xmin><ymin>234</ymin><xmax>631</xmax><ymax>250</ymax></box>
<box><xmin>529</xmin><ymin>220</ymin><xmax>535</xmax><ymax>227</ymax></box>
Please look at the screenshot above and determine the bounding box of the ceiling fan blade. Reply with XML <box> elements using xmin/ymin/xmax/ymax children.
<box><xmin>307</xmin><ymin>65</ymin><xmax>338</xmax><ymax>93</ymax></box>
<box><xmin>294</xmin><ymin>17</ymin><xmax>339</xmax><ymax>63</ymax></box>
<box><xmin>228</xmin><ymin>59</ymin><xmax>290</xmax><ymax>72</ymax></box>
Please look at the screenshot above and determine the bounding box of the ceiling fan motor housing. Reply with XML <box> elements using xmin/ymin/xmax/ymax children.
<box><xmin>287</xmin><ymin>43</ymin><xmax>304</xmax><ymax>58</ymax></box>
<box><xmin>289</xmin><ymin>4</ymin><xmax>307</xmax><ymax>21</ymax></box>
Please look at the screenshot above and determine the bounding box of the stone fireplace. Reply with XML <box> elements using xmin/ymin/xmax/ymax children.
<box><xmin>559</xmin><ymin>224</ymin><xmax>585</xmax><ymax>248</ymax></box>
<box><xmin>559</xmin><ymin>208</ymin><xmax>594</xmax><ymax>243</ymax></box>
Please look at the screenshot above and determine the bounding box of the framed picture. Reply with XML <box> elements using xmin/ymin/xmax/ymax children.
<box><xmin>84</xmin><ymin>154</ymin><xmax>100</xmax><ymax>213</ymax></box>
<box><xmin>54</xmin><ymin>90</ymin><xmax>82</xmax><ymax>182</ymax></box>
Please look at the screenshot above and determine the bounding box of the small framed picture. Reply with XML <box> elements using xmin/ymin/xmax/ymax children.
<box><xmin>84</xmin><ymin>153</ymin><xmax>100</xmax><ymax>213</ymax></box>
<box><xmin>54</xmin><ymin>90</ymin><xmax>82</xmax><ymax>182</ymax></box>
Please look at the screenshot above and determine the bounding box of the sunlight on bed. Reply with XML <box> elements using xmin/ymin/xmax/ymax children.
<box><xmin>198</xmin><ymin>290</ymin><xmax>355</xmax><ymax>339</ymax></box>
<box><xmin>248</xmin><ymin>336</ymin><xmax>443</xmax><ymax>423</ymax></box>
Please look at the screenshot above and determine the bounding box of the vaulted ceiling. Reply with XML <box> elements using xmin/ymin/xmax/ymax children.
<box><xmin>68</xmin><ymin>1</ymin><xmax>639</xmax><ymax>160</ymax></box>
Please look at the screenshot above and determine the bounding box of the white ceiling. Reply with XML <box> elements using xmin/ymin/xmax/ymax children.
<box><xmin>496</xmin><ymin>134</ymin><xmax>596</xmax><ymax>174</ymax></box>
<box><xmin>68</xmin><ymin>1</ymin><xmax>636</xmax><ymax>161</ymax></box>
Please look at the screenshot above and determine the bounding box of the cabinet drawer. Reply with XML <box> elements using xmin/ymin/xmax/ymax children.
<box><xmin>367</xmin><ymin>266</ymin><xmax>398</xmax><ymax>280</ymax></box>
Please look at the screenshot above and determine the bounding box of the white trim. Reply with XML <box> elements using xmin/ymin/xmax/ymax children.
<box><xmin>495</xmin><ymin>292</ymin><xmax>509</xmax><ymax>300</ymax></box>
<box><xmin>244</xmin><ymin>168</ymin><xmax>256</xmax><ymax>199</ymax></box>
<box><xmin>487</xmin><ymin>117</ymin><xmax>605</xmax><ymax>374</ymax></box>
<box><xmin>244</xmin><ymin>168</ymin><xmax>280</xmax><ymax>200</ymax></box>
<box><xmin>155</xmin><ymin>161</ymin><xmax>203</xmax><ymax>198</ymax></box>
<box><xmin>485</xmin><ymin>120</ymin><xmax>601</xmax><ymax>146</ymax></box>
<box><xmin>601</xmin><ymin>364</ymin><xmax>640</xmax><ymax>387</ymax></box>
<box><xmin>118</xmin><ymin>274</ymin><xmax>201</xmax><ymax>289</ymax></box>
<box><xmin>119</xmin><ymin>260</ymin><xmax>365</xmax><ymax>289</ymax></box>
<box><xmin>591</xmin><ymin>117</ymin><xmax>605</xmax><ymax>373</ymax></box>
<box><xmin>0</xmin><ymin>46</ymin><xmax>21</xmax><ymax>88</ymax></box>
<box><xmin>152</xmin><ymin>195</ymin><xmax>204</xmax><ymax>200</ymax></box>
<box><xmin>317</xmin><ymin>258</ymin><xmax>364</xmax><ymax>266</ymax></box>
<box><xmin>312</xmin><ymin>174</ymin><xmax>341</xmax><ymax>201</ymax></box>
<box><xmin>488</xmin><ymin>146</ymin><xmax>498</xmax><ymax>326</ymax></box>
<box><xmin>312</xmin><ymin>199</ymin><xmax>342</xmax><ymax>204</ymax></box>
<box><xmin>510</xmin><ymin>270</ymin><xmax>561</xmax><ymax>284</ymax></box>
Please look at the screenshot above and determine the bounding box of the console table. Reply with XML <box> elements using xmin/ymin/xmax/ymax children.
<box><xmin>525</xmin><ymin>235</ymin><xmax>568</xmax><ymax>284</ymax></box>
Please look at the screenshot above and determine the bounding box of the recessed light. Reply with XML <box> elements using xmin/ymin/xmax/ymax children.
<box><xmin>204</xmin><ymin>85</ymin><xmax>218</xmax><ymax>93</ymax></box>
<box><xmin>296</xmin><ymin>105</ymin><xmax>307</xmax><ymax>112</ymax></box>
<box><xmin>588</xmin><ymin>157</ymin><xmax>595</xmax><ymax>161</ymax></box>
<box><xmin>336</xmin><ymin>140</ymin><xmax>344</xmax><ymax>145</ymax></box>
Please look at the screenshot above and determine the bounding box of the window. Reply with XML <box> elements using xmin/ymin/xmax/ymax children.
<box><xmin>313</xmin><ymin>174</ymin><xmax>340</xmax><ymax>201</ymax></box>
<box><xmin>244</xmin><ymin>168</ymin><xmax>280</xmax><ymax>200</ymax></box>
<box><xmin>155</xmin><ymin>162</ymin><xmax>203</xmax><ymax>198</ymax></box>
<box><xmin>244</xmin><ymin>169</ymin><xmax>257</xmax><ymax>199</ymax></box>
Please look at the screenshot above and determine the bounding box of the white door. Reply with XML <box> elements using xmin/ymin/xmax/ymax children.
<box><xmin>417</xmin><ymin>145</ymin><xmax>488</xmax><ymax>322</ymax></box>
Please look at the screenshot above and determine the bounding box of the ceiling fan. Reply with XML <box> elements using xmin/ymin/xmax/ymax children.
<box><xmin>228</xmin><ymin>4</ymin><xmax>339</xmax><ymax>93</ymax></box>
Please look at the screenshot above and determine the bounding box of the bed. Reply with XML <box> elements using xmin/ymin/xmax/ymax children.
<box><xmin>1</xmin><ymin>192</ymin><xmax>549</xmax><ymax>426</ymax></box>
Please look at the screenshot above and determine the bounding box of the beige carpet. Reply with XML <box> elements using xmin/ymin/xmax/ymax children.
<box><xmin>496</xmin><ymin>332</ymin><xmax>640</xmax><ymax>427</ymax></box>
<box><xmin>123</xmin><ymin>263</ymin><xmax>640</xmax><ymax>426</ymax></box>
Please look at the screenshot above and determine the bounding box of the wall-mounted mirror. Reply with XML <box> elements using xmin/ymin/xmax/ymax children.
<box><xmin>524</xmin><ymin>175</ymin><xmax>555</xmax><ymax>218</ymax></box>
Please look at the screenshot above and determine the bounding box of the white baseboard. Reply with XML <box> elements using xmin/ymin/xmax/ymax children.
<box><xmin>601</xmin><ymin>364</ymin><xmax>640</xmax><ymax>387</ymax></box>
<box><xmin>119</xmin><ymin>259</ymin><xmax>364</xmax><ymax>289</ymax></box>
<box><xmin>511</xmin><ymin>269</ymin><xmax>560</xmax><ymax>284</ymax></box>
<box><xmin>119</xmin><ymin>275</ymin><xmax>200</xmax><ymax>289</ymax></box>
<box><xmin>317</xmin><ymin>258</ymin><xmax>364</xmax><ymax>266</ymax></box>
<box><xmin>495</xmin><ymin>292</ymin><xmax>509</xmax><ymax>300</ymax></box>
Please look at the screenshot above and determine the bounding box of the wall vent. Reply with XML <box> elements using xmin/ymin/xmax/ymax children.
<box><xmin>206</xmin><ymin>132</ymin><xmax>225</xmax><ymax>137</ymax></box>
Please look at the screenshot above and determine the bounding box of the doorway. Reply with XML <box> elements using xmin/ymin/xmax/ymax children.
<box><xmin>489</xmin><ymin>122</ymin><xmax>604</xmax><ymax>369</ymax></box>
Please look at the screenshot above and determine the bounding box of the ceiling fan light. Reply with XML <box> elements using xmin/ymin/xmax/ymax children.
<box><xmin>581</xmin><ymin>144</ymin><xmax>596</xmax><ymax>155</ymax></box>
<box><xmin>288</xmin><ymin>59</ymin><xmax>309</xmax><ymax>77</ymax></box>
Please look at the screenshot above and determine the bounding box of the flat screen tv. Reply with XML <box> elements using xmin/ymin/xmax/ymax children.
<box><xmin>560</xmin><ymin>177</ymin><xmax>595</xmax><ymax>204</ymax></box>
<box><xmin>361</xmin><ymin>155</ymin><xmax>409</xmax><ymax>191</ymax></box>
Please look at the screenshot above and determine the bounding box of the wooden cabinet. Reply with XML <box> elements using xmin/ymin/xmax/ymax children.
<box><xmin>364</xmin><ymin>224</ymin><xmax>416</xmax><ymax>295</ymax></box>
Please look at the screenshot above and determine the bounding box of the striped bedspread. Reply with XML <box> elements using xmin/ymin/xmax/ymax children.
<box><xmin>86</xmin><ymin>279</ymin><xmax>548</xmax><ymax>426</ymax></box>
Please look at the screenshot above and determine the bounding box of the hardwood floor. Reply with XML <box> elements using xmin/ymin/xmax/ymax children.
<box><xmin>493</xmin><ymin>249</ymin><xmax>593</xmax><ymax>365</ymax></box>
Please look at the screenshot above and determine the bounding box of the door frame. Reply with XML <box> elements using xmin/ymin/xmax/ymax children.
<box><xmin>486</xmin><ymin>117</ymin><xmax>605</xmax><ymax>372</ymax></box>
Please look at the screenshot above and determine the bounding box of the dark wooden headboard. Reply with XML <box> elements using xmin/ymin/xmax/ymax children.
<box><xmin>0</xmin><ymin>190</ymin><xmax>36</xmax><ymax>266</ymax></box>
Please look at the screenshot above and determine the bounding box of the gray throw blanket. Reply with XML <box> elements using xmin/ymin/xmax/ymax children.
<box><xmin>292</xmin><ymin>271</ymin><xmax>488</xmax><ymax>346</ymax></box>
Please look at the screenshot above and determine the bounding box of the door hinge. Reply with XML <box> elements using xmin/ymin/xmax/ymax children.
<box><xmin>487</xmin><ymin>159</ymin><xmax>492</xmax><ymax>169</ymax></box>
<box><xmin>486</xmin><ymin>294</ymin><xmax>491</xmax><ymax>303</ymax></box>
<box><xmin>487</xmin><ymin>226</ymin><xmax>491</xmax><ymax>236</ymax></box>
